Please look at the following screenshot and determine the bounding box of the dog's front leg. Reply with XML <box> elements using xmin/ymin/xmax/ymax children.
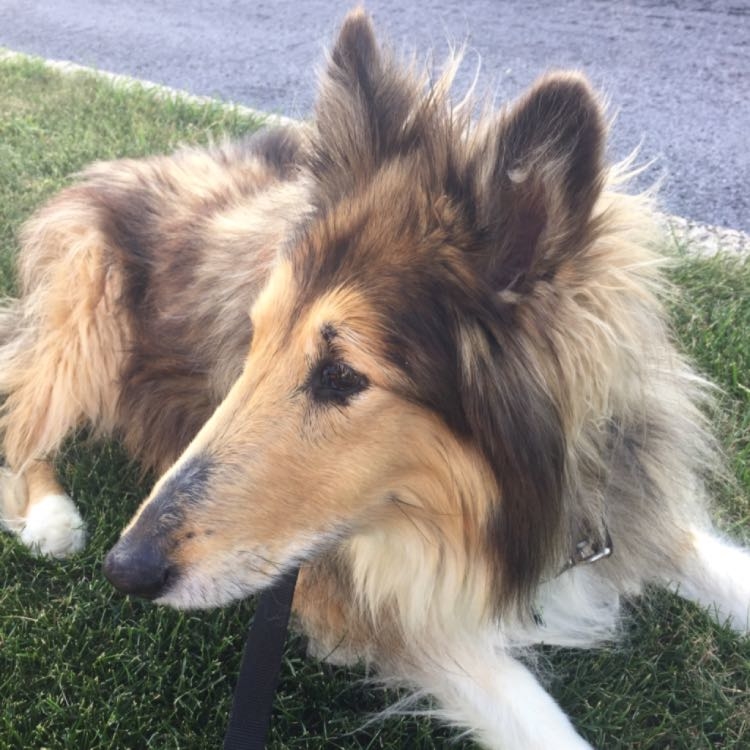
<box><xmin>668</xmin><ymin>526</ymin><xmax>750</xmax><ymax>633</ymax></box>
<box><xmin>0</xmin><ymin>459</ymin><xmax>85</xmax><ymax>558</ymax></box>
<box><xmin>393</xmin><ymin>633</ymin><xmax>594</xmax><ymax>750</ymax></box>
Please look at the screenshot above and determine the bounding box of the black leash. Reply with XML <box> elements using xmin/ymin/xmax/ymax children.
<box><xmin>223</xmin><ymin>567</ymin><xmax>299</xmax><ymax>750</ymax></box>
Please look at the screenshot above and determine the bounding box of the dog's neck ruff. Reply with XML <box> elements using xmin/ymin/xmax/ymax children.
<box><xmin>222</xmin><ymin>528</ymin><xmax>612</xmax><ymax>748</ymax></box>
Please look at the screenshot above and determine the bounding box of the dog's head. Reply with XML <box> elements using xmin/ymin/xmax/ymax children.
<box><xmin>105</xmin><ymin>9</ymin><xmax>609</xmax><ymax>620</ymax></box>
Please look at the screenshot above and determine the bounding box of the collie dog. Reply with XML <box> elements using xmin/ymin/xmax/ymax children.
<box><xmin>1</xmin><ymin>9</ymin><xmax>748</xmax><ymax>748</ymax></box>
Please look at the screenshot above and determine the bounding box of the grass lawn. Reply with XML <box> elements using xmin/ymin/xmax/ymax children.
<box><xmin>0</xmin><ymin>56</ymin><xmax>748</xmax><ymax>749</ymax></box>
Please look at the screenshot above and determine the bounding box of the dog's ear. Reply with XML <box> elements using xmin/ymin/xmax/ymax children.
<box><xmin>455</xmin><ymin>76</ymin><xmax>606</xmax><ymax>610</ymax></box>
<box><xmin>309</xmin><ymin>9</ymin><xmax>420</xmax><ymax>194</ymax></box>
<box><xmin>473</xmin><ymin>73</ymin><xmax>607</xmax><ymax>291</ymax></box>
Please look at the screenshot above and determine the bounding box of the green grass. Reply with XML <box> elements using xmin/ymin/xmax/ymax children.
<box><xmin>0</xmin><ymin>56</ymin><xmax>748</xmax><ymax>749</ymax></box>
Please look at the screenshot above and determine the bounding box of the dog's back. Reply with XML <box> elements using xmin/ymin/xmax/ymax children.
<box><xmin>0</xmin><ymin>125</ymin><xmax>309</xmax><ymax>473</ymax></box>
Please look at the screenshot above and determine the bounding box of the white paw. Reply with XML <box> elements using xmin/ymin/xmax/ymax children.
<box><xmin>19</xmin><ymin>494</ymin><xmax>87</xmax><ymax>558</ymax></box>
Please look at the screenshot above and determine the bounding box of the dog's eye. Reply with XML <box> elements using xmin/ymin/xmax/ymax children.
<box><xmin>313</xmin><ymin>361</ymin><xmax>368</xmax><ymax>403</ymax></box>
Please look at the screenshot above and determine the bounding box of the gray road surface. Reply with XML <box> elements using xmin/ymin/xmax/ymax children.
<box><xmin>0</xmin><ymin>1</ymin><xmax>748</xmax><ymax>231</ymax></box>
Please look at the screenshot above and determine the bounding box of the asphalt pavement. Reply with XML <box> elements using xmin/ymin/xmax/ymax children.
<box><xmin>0</xmin><ymin>1</ymin><xmax>747</xmax><ymax>231</ymax></box>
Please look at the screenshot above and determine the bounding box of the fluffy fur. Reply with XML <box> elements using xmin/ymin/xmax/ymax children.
<box><xmin>0</xmin><ymin>10</ymin><xmax>748</xmax><ymax>748</ymax></box>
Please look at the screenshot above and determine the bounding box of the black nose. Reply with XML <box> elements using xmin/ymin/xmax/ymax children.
<box><xmin>103</xmin><ymin>537</ymin><xmax>172</xmax><ymax>600</ymax></box>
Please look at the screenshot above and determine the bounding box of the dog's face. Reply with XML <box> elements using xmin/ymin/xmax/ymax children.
<box><xmin>105</xmin><ymin>9</ymin><xmax>608</xmax><ymax>612</ymax></box>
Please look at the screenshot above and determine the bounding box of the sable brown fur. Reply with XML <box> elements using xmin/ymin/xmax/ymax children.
<box><xmin>1</xmin><ymin>9</ymin><xmax>748</xmax><ymax>749</ymax></box>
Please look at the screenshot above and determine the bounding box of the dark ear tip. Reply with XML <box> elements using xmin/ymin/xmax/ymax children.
<box><xmin>536</xmin><ymin>70</ymin><xmax>596</xmax><ymax>96</ymax></box>
<box><xmin>341</xmin><ymin>5</ymin><xmax>371</xmax><ymax>27</ymax></box>
<box><xmin>528</xmin><ymin>71</ymin><xmax>606</xmax><ymax>130</ymax></box>
<box><xmin>332</xmin><ymin>7</ymin><xmax>378</xmax><ymax>67</ymax></box>
<box><xmin>512</xmin><ymin>70</ymin><xmax>607</xmax><ymax>189</ymax></box>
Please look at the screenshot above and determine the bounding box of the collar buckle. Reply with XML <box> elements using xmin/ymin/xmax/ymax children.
<box><xmin>559</xmin><ymin>527</ymin><xmax>613</xmax><ymax>576</ymax></box>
